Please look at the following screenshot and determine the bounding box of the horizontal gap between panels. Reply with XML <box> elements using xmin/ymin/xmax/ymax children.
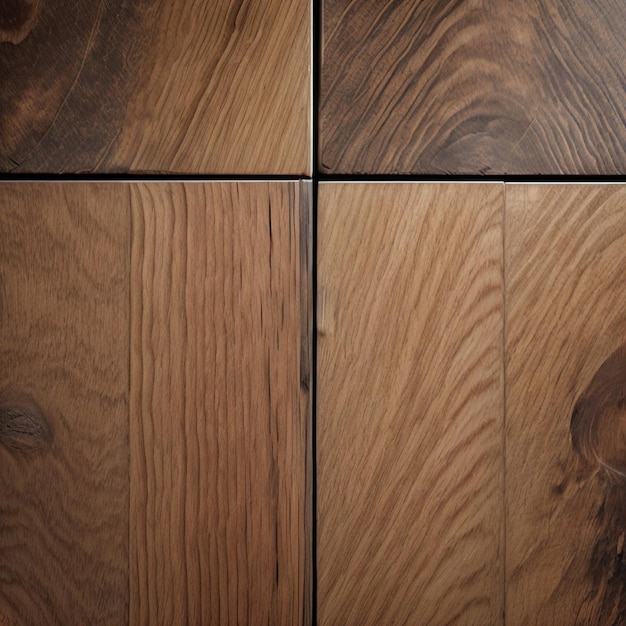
<box><xmin>316</xmin><ymin>173</ymin><xmax>626</xmax><ymax>183</ymax></box>
<box><xmin>3</xmin><ymin>174</ymin><xmax>626</xmax><ymax>184</ymax></box>
<box><xmin>0</xmin><ymin>173</ymin><xmax>311</xmax><ymax>183</ymax></box>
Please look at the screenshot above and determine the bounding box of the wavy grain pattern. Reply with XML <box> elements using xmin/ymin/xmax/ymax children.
<box><xmin>130</xmin><ymin>182</ymin><xmax>311</xmax><ymax>624</ymax></box>
<box><xmin>0</xmin><ymin>184</ymin><xmax>130</xmax><ymax>625</ymax></box>
<box><xmin>0</xmin><ymin>0</ymin><xmax>310</xmax><ymax>174</ymax></box>
<box><xmin>321</xmin><ymin>0</ymin><xmax>626</xmax><ymax>175</ymax></box>
<box><xmin>318</xmin><ymin>183</ymin><xmax>504</xmax><ymax>625</ymax></box>
<box><xmin>506</xmin><ymin>185</ymin><xmax>626</xmax><ymax>624</ymax></box>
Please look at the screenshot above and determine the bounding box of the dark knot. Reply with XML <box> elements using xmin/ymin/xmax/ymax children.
<box><xmin>571</xmin><ymin>344</ymin><xmax>626</xmax><ymax>483</ymax></box>
<box><xmin>0</xmin><ymin>393</ymin><xmax>52</xmax><ymax>452</ymax></box>
<box><xmin>0</xmin><ymin>0</ymin><xmax>43</xmax><ymax>45</ymax></box>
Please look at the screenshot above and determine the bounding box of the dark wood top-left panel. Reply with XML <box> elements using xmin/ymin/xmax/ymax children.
<box><xmin>0</xmin><ymin>0</ymin><xmax>311</xmax><ymax>175</ymax></box>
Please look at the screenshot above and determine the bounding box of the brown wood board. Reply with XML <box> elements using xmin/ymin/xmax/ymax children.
<box><xmin>317</xmin><ymin>183</ymin><xmax>505</xmax><ymax>625</ymax></box>
<box><xmin>0</xmin><ymin>183</ymin><xmax>131</xmax><ymax>624</ymax></box>
<box><xmin>129</xmin><ymin>181</ymin><xmax>312</xmax><ymax>624</ymax></box>
<box><xmin>0</xmin><ymin>0</ymin><xmax>310</xmax><ymax>175</ymax></box>
<box><xmin>505</xmin><ymin>184</ymin><xmax>626</xmax><ymax>624</ymax></box>
<box><xmin>0</xmin><ymin>181</ymin><xmax>311</xmax><ymax>625</ymax></box>
<box><xmin>320</xmin><ymin>0</ymin><xmax>626</xmax><ymax>175</ymax></box>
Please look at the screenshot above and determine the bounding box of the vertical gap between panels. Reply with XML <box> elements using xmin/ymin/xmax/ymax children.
<box><xmin>310</xmin><ymin>179</ymin><xmax>319</xmax><ymax>626</ymax></box>
<box><xmin>501</xmin><ymin>183</ymin><xmax>508</xmax><ymax>625</ymax></box>
<box><xmin>311</xmin><ymin>0</ymin><xmax>321</xmax><ymax>623</ymax></box>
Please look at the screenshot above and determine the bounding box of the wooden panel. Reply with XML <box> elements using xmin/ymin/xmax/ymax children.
<box><xmin>130</xmin><ymin>182</ymin><xmax>311</xmax><ymax>624</ymax></box>
<box><xmin>506</xmin><ymin>185</ymin><xmax>626</xmax><ymax>624</ymax></box>
<box><xmin>0</xmin><ymin>0</ymin><xmax>310</xmax><ymax>175</ymax></box>
<box><xmin>321</xmin><ymin>0</ymin><xmax>626</xmax><ymax>175</ymax></box>
<box><xmin>318</xmin><ymin>183</ymin><xmax>504</xmax><ymax>625</ymax></box>
<box><xmin>0</xmin><ymin>184</ymin><xmax>130</xmax><ymax>624</ymax></box>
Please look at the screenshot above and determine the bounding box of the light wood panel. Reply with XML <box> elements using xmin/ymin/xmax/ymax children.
<box><xmin>505</xmin><ymin>185</ymin><xmax>626</xmax><ymax>624</ymax></box>
<box><xmin>321</xmin><ymin>0</ymin><xmax>626</xmax><ymax>175</ymax></box>
<box><xmin>0</xmin><ymin>0</ymin><xmax>310</xmax><ymax>175</ymax></box>
<box><xmin>318</xmin><ymin>183</ymin><xmax>504</xmax><ymax>625</ymax></box>
<box><xmin>0</xmin><ymin>184</ymin><xmax>130</xmax><ymax>624</ymax></box>
<box><xmin>130</xmin><ymin>182</ymin><xmax>312</xmax><ymax>624</ymax></box>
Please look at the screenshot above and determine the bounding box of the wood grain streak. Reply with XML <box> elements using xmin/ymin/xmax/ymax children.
<box><xmin>321</xmin><ymin>0</ymin><xmax>626</xmax><ymax>175</ymax></box>
<box><xmin>298</xmin><ymin>180</ymin><xmax>314</xmax><ymax>626</ymax></box>
<box><xmin>0</xmin><ymin>184</ymin><xmax>130</xmax><ymax>625</ymax></box>
<box><xmin>0</xmin><ymin>0</ymin><xmax>310</xmax><ymax>174</ymax></box>
<box><xmin>318</xmin><ymin>183</ymin><xmax>504</xmax><ymax>625</ymax></box>
<box><xmin>129</xmin><ymin>182</ymin><xmax>311</xmax><ymax>624</ymax></box>
<box><xmin>505</xmin><ymin>184</ymin><xmax>626</xmax><ymax>625</ymax></box>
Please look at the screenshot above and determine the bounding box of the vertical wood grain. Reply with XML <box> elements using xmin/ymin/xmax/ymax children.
<box><xmin>318</xmin><ymin>183</ymin><xmax>504</xmax><ymax>625</ymax></box>
<box><xmin>0</xmin><ymin>184</ymin><xmax>130</xmax><ymax>624</ymax></box>
<box><xmin>129</xmin><ymin>182</ymin><xmax>311</xmax><ymax>624</ymax></box>
<box><xmin>505</xmin><ymin>185</ymin><xmax>626</xmax><ymax>624</ymax></box>
<box><xmin>299</xmin><ymin>180</ymin><xmax>314</xmax><ymax>625</ymax></box>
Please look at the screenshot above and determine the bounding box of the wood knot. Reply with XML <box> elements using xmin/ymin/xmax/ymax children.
<box><xmin>571</xmin><ymin>344</ymin><xmax>626</xmax><ymax>483</ymax></box>
<box><xmin>0</xmin><ymin>0</ymin><xmax>42</xmax><ymax>45</ymax></box>
<box><xmin>0</xmin><ymin>394</ymin><xmax>52</xmax><ymax>452</ymax></box>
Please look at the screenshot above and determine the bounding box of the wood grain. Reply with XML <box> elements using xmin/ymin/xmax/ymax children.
<box><xmin>505</xmin><ymin>185</ymin><xmax>626</xmax><ymax>624</ymax></box>
<box><xmin>0</xmin><ymin>0</ymin><xmax>310</xmax><ymax>175</ymax></box>
<box><xmin>130</xmin><ymin>182</ymin><xmax>311</xmax><ymax>624</ymax></box>
<box><xmin>321</xmin><ymin>0</ymin><xmax>626</xmax><ymax>175</ymax></box>
<box><xmin>318</xmin><ymin>183</ymin><xmax>504</xmax><ymax>625</ymax></box>
<box><xmin>0</xmin><ymin>184</ymin><xmax>130</xmax><ymax>625</ymax></box>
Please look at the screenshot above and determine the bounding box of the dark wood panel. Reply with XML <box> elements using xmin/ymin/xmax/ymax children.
<box><xmin>0</xmin><ymin>0</ymin><xmax>310</xmax><ymax>175</ymax></box>
<box><xmin>318</xmin><ymin>183</ymin><xmax>504</xmax><ymax>625</ymax></box>
<box><xmin>321</xmin><ymin>0</ymin><xmax>626</xmax><ymax>175</ymax></box>
<box><xmin>506</xmin><ymin>185</ymin><xmax>626</xmax><ymax>624</ymax></box>
<box><xmin>0</xmin><ymin>184</ymin><xmax>130</xmax><ymax>624</ymax></box>
<box><xmin>129</xmin><ymin>182</ymin><xmax>311</xmax><ymax>624</ymax></box>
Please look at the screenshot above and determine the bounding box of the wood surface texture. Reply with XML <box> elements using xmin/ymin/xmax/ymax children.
<box><xmin>318</xmin><ymin>183</ymin><xmax>505</xmax><ymax>625</ymax></box>
<box><xmin>0</xmin><ymin>0</ymin><xmax>310</xmax><ymax>175</ymax></box>
<box><xmin>321</xmin><ymin>0</ymin><xmax>626</xmax><ymax>175</ymax></box>
<box><xmin>505</xmin><ymin>185</ymin><xmax>626</xmax><ymax>624</ymax></box>
<box><xmin>0</xmin><ymin>181</ymin><xmax>311</xmax><ymax>624</ymax></box>
<box><xmin>0</xmin><ymin>184</ymin><xmax>130</xmax><ymax>624</ymax></box>
<box><xmin>130</xmin><ymin>182</ymin><xmax>312</xmax><ymax>624</ymax></box>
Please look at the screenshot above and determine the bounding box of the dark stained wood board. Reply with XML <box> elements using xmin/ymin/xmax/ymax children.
<box><xmin>505</xmin><ymin>184</ymin><xmax>626</xmax><ymax>624</ymax></box>
<box><xmin>0</xmin><ymin>0</ymin><xmax>310</xmax><ymax>175</ymax></box>
<box><xmin>321</xmin><ymin>0</ymin><xmax>626</xmax><ymax>175</ymax></box>
<box><xmin>0</xmin><ymin>184</ymin><xmax>131</xmax><ymax>624</ymax></box>
<box><xmin>317</xmin><ymin>183</ymin><xmax>505</xmax><ymax>625</ymax></box>
<box><xmin>129</xmin><ymin>182</ymin><xmax>312</xmax><ymax>624</ymax></box>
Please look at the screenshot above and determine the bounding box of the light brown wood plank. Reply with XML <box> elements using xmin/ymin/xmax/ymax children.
<box><xmin>0</xmin><ymin>184</ymin><xmax>130</xmax><ymax>624</ymax></box>
<box><xmin>318</xmin><ymin>183</ymin><xmax>504</xmax><ymax>625</ymax></box>
<box><xmin>505</xmin><ymin>184</ymin><xmax>626</xmax><ymax>624</ymax></box>
<box><xmin>130</xmin><ymin>182</ymin><xmax>311</xmax><ymax>624</ymax></box>
<box><xmin>1</xmin><ymin>0</ymin><xmax>310</xmax><ymax>175</ymax></box>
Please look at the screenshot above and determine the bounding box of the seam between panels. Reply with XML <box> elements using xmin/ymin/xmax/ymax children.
<box><xmin>311</xmin><ymin>0</ymin><xmax>321</xmax><ymax>619</ymax></box>
<box><xmin>310</xmin><ymin>179</ymin><xmax>319</xmax><ymax>626</ymax></box>
<box><xmin>127</xmin><ymin>184</ymin><xmax>134</xmax><ymax>625</ymax></box>
<box><xmin>501</xmin><ymin>182</ymin><xmax>507</xmax><ymax>626</ymax></box>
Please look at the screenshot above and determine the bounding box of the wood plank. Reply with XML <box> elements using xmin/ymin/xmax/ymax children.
<box><xmin>130</xmin><ymin>182</ymin><xmax>311</xmax><ymax>624</ymax></box>
<box><xmin>321</xmin><ymin>0</ymin><xmax>626</xmax><ymax>175</ymax></box>
<box><xmin>505</xmin><ymin>184</ymin><xmax>626</xmax><ymax>624</ymax></box>
<box><xmin>0</xmin><ymin>184</ymin><xmax>130</xmax><ymax>624</ymax></box>
<box><xmin>0</xmin><ymin>0</ymin><xmax>310</xmax><ymax>175</ymax></box>
<box><xmin>318</xmin><ymin>183</ymin><xmax>504</xmax><ymax>625</ymax></box>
